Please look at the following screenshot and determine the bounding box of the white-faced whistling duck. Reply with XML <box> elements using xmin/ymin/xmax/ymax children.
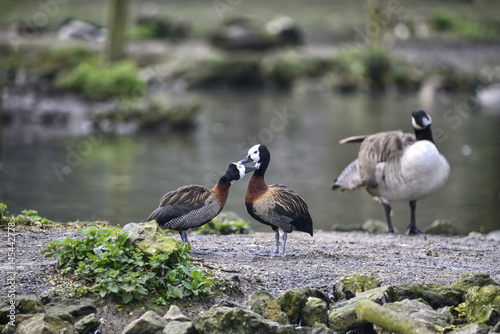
<box><xmin>147</xmin><ymin>162</ymin><xmax>257</xmax><ymax>245</ymax></box>
<box><xmin>239</xmin><ymin>144</ymin><xmax>313</xmax><ymax>256</ymax></box>
<box><xmin>332</xmin><ymin>109</ymin><xmax>450</xmax><ymax>235</ymax></box>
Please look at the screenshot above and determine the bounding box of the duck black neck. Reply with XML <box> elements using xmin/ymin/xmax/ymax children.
<box><xmin>254</xmin><ymin>160</ymin><xmax>269</xmax><ymax>178</ymax></box>
<box><xmin>414</xmin><ymin>126</ymin><xmax>434</xmax><ymax>143</ymax></box>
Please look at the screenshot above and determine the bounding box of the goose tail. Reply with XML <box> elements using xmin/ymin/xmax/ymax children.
<box><xmin>332</xmin><ymin>159</ymin><xmax>363</xmax><ymax>191</ymax></box>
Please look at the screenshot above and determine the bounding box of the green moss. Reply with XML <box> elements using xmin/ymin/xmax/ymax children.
<box><xmin>55</xmin><ymin>59</ymin><xmax>144</xmax><ymax>101</ymax></box>
<box><xmin>192</xmin><ymin>213</ymin><xmax>251</xmax><ymax>235</ymax></box>
<box><xmin>451</xmin><ymin>273</ymin><xmax>499</xmax><ymax>294</ymax></box>
<box><xmin>431</xmin><ymin>8</ymin><xmax>500</xmax><ymax>40</ymax></box>
<box><xmin>465</xmin><ymin>285</ymin><xmax>500</xmax><ymax>323</ymax></box>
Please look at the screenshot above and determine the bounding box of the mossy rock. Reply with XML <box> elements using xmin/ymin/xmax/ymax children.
<box><xmin>332</xmin><ymin>274</ymin><xmax>381</xmax><ymax>300</ymax></box>
<box><xmin>423</xmin><ymin>219</ymin><xmax>459</xmax><ymax>235</ymax></box>
<box><xmin>301</xmin><ymin>297</ymin><xmax>328</xmax><ymax>327</ymax></box>
<box><xmin>193</xmin><ymin>306</ymin><xmax>287</xmax><ymax>334</ymax></box>
<box><xmin>276</xmin><ymin>287</ymin><xmax>329</xmax><ymax>325</ymax></box>
<box><xmin>451</xmin><ymin>273</ymin><xmax>499</xmax><ymax>294</ymax></box>
<box><xmin>395</xmin><ymin>283</ymin><xmax>463</xmax><ymax>308</ymax></box>
<box><xmin>262</xmin><ymin>300</ymin><xmax>289</xmax><ymax>325</ymax></box>
<box><xmin>122</xmin><ymin>221</ymin><xmax>181</xmax><ymax>258</ymax></box>
<box><xmin>0</xmin><ymin>295</ymin><xmax>44</xmax><ymax>324</ymax></box>
<box><xmin>328</xmin><ymin>286</ymin><xmax>395</xmax><ymax>333</ymax></box>
<box><xmin>465</xmin><ymin>285</ymin><xmax>500</xmax><ymax>324</ymax></box>
<box><xmin>15</xmin><ymin>313</ymin><xmax>74</xmax><ymax>334</ymax></box>
<box><xmin>245</xmin><ymin>291</ymin><xmax>275</xmax><ymax>316</ymax></box>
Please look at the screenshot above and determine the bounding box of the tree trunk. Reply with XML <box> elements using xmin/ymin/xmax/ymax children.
<box><xmin>104</xmin><ymin>0</ymin><xmax>129</xmax><ymax>62</ymax></box>
<box><xmin>355</xmin><ymin>300</ymin><xmax>438</xmax><ymax>334</ymax></box>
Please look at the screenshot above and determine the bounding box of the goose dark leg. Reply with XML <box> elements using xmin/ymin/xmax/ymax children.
<box><xmin>382</xmin><ymin>202</ymin><xmax>395</xmax><ymax>233</ymax></box>
<box><xmin>179</xmin><ymin>230</ymin><xmax>190</xmax><ymax>245</ymax></box>
<box><xmin>407</xmin><ymin>200</ymin><xmax>422</xmax><ymax>235</ymax></box>
<box><xmin>273</xmin><ymin>229</ymin><xmax>280</xmax><ymax>254</ymax></box>
<box><xmin>280</xmin><ymin>232</ymin><xmax>288</xmax><ymax>256</ymax></box>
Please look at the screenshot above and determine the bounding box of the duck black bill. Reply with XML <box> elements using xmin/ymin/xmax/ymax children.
<box><xmin>245</xmin><ymin>166</ymin><xmax>258</xmax><ymax>173</ymax></box>
<box><xmin>239</xmin><ymin>155</ymin><xmax>253</xmax><ymax>164</ymax></box>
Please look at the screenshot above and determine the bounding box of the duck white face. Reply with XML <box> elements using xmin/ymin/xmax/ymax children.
<box><xmin>238</xmin><ymin>144</ymin><xmax>262</xmax><ymax>169</ymax></box>
<box><xmin>228</xmin><ymin>162</ymin><xmax>258</xmax><ymax>184</ymax></box>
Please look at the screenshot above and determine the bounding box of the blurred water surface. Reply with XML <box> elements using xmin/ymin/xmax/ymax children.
<box><xmin>2</xmin><ymin>90</ymin><xmax>500</xmax><ymax>234</ymax></box>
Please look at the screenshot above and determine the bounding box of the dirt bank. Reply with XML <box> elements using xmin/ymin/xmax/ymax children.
<box><xmin>3</xmin><ymin>228</ymin><xmax>499</xmax><ymax>301</ymax></box>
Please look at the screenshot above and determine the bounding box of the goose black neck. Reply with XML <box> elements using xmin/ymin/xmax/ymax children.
<box><xmin>414</xmin><ymin>126</ymin><xmax>434</xmax><ymax>143</ymax></box>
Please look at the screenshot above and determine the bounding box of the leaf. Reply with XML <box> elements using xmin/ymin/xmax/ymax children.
<box><xmin>122</xmin><ymin>293</ymin><xmax>133</xmax><ymax>304</ymax></box>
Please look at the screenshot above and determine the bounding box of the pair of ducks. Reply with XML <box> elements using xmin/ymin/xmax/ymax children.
<box><xmin>148</xmin><ymin>109</ymin><xmax>450</xmax><ymax>256</ymax></box>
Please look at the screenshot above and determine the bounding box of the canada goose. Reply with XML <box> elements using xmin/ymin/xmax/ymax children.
<box><xmin>332</xmin><ymin>109</ymin><xmax>450</xmax><ymax>235</ymax></box>
<box><xmin>239</xmin><ymin>144</ymin><xmax>313</xmax><ymax>256</ymax></box>
<box><xmin>147</xmin><ymin>162</ymin><xmax>256</xmax><ymax>245</ymax></box>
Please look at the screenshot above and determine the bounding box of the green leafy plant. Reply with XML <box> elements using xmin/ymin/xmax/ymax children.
<box><xmin>192</xmin><ymin>213</ymin><xmax>251</xmax><ymax>235</ymax></box>
<box><xmin>0</xmin><ymin>203</ymin><xmax>54</xmax><ymax>226</ymax></box>
<box><xmin>431</xmin><ymin>8</ymin><xmax>500</xmax><ymax>40</ymax></box>
<box><xmin>55</xmin><ymin>59</ymin><xmax>144</xmax><ymax>101</ymax></box>
<box><xmin>42</xmin><ymin>226</ymin><xmax>212</xmax><ymax>303</ymax></box>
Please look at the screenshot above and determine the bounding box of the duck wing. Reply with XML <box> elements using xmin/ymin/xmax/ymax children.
<box><xmin>268</xmin><ymin>184</ymin><xmax>313</xmax><ymax>235</ymax></box>
<box><xmin>148</xmin><ymin>185</ymin><xmax>215</xmax><ymax>225</ymax></box>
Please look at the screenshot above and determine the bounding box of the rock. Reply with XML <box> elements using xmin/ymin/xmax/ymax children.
<box><xmin>122</xmin><ymin>310</ymin><xmax>168</xmax><ymax>334</ymax></box>
<box><xmin>301</xmin><ymin>297</ymin><xmax>328</xmax><ymax>327</ymax></box>
<box><xmin>265</xmin><ymin>16</ymin><xmax>303</xmax><ymax>46</ymax></box>
<box><xmin>193</xmin><ymin>306</ymin><xmax>288</xmax><ymax>334</ymax></box>
<box><xmin>449</xmin><ymin>323</ymin><xmax>491</xmax><ymax>334</ymax></box>
<box><xmin>44</xmin><ymin>298</ymin><xmax>96</xmax><ymax>319</ymax></box>
<box><xmin>74</xmin><ymin>313</ymin><xmax>100</xmax><ymax>334</ymax></box>
<box><xmin>163</xmin><ymin>305</ymin><xmax>190</xmax><ymax>322</ymax></box>
<box><xmin>309</xmin><ymin>323</ymin><xmax>335</xmax><ymax>334</ymax></box>
<box><xmin>491</xmin><ymin>321</ymin><xmax>500</xmax><ymax>333</ymax></box>
<box><xmin>58</xmin><ymin>19</ymin><xmax>106</xmax><ymax>42</ymax></box>
<box><xmin>163</xmin><ymin>320</ymin><xmax>196</xmax><ymax>334</ymax></box>
<box><xmin>381</xmin><ymin>299</ymin><xmax>454</xmax><ymax>332</ymax></box>
<box><xmin>465</xmin><ymin>285</ymin><xmax>500</xmax><ymax>324</ymax></box>
<box><xmin>262</xmin><ymin>300</ymin><xmax>289</xmax><ymax>325</ymax></box>
<box><xmin>362</xmin><ymin>220</ymin><xmax>391</xmax><ymax>234</ymax></box>
<box><xmin>486</xmin><ymin>230</ymin><xmax>500</xmax><ymax>241</ymax></box>
<box><xmin>332</xmin><ymin>274</ymin><xmax>381</xmax><ymax>301</ymax></box>
<box><xmin>210</xmin><ymin>18</ymin><xmax>277</xmax><ymax>51</ymax></box>
<box><xmin>426</xmin><ymin>246</ymin><xmax>438</xmax><ymax>257</ymax></box>
<box><xmin>245</xmin><ymin>291</ymin><xmax>275</xmax><ymax>316</ymax></box>
<box><xmin>423</xmin><ymin>219</ymin><xmax>459</xmax><ymax>235</ymax></box>
<box><xmin>122</xmin><ymin>221</ymin><xmax>181</xmax><ymax>258</ymax></box>
<box><xmin>276</xmin><ymin>287</ymin><xmax>328</xmax><ymax>324</ymax></box>
<box><xmin>328</xmin><ymin>286</ymin><xmax>395</xmax><ymax>333</ymax></box>
<box><xmin>395</xmin><ymin>283</ymin><xmax>462</xmax><ymax>308</ymax></box>
<box><xmin>451</xmin><ymin>273</ymin><xmax>499</xmax><ymax>294</ymax></box>
<box><xmin>0</xmin><ymin>295</ymin><xmax>44</xmax><ymax>323</ymax></box>
<box><xmin>15</xmin><ymin>313</ymin><xmax>75</xmax><ymax>334</ymax></box>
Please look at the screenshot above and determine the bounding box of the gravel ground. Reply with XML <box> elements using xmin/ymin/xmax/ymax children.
<box><xmin>3</xmin><ymin>228</ymin><xmax>499</xmax><ymax>301</ymax></box>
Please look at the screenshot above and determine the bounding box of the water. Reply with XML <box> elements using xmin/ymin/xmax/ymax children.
<box><xmin>2</xmin><ymin>90</ymin><xmax>500</xmax><ymax>234</ymax></box>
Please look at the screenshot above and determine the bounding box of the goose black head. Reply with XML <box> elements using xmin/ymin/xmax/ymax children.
<box><xmin>411</xmin><ymin>109</ymin><xmax>432</xmax><ymax>131</ymax></box>
<box><xmin>411</xmin><ymin>109</ymin><xmax>435</xmax><ymax>143</ymax></box>
<box><xmin>238</xmin><ymin>144</ymin><xmax>271</xmax><ymax>172</ymax></box>
<box><xmin>220</xmin><ymin>162</ymin><xmax>257</xmax><ymax>185</ymax></box>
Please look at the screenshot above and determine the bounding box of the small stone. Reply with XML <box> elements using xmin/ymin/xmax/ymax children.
<box><xmin>163</xmin><ymin>305</ymin><xmax>190</xmax><ymax>322</ymax></box>
<box><xmin>262</xmin><ymin>300</ymin><xmax>289</xmax><ymax>325</ymax></box>
<box><xmin>332</xmin><ymin>274</ymin><xmax>381</xmax><ymax>301</ymax></box>
<box><xmin>162</xmin><ymin>320</ymin><xmax>195</xmax><ymax>334</ymax></box>
<box><xmin>426</xmin><ymin>246</ymin><xmax>438</xmax><ymax>257</ymax></box>
<box><xmin>122</xmin><ymin>310</ymin><xmax>168</xmax><ymax>334</ymax></box>
<box><xmin>245</xmin><ymin>291</ymin><xmax>274</xmax><ymax>316</ymax></box>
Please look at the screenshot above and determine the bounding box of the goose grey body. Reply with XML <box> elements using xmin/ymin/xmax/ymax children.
<box><xmin>333</xmin><ymin>109</ymin><xmax>450</xmax><ymax>234</ymax></box>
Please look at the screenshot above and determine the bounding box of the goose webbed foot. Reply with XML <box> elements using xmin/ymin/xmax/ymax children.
<box><xmin>406</xmin><ymin>226</ymin><xmax>423</xmax><ymax>235</ymax></box>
